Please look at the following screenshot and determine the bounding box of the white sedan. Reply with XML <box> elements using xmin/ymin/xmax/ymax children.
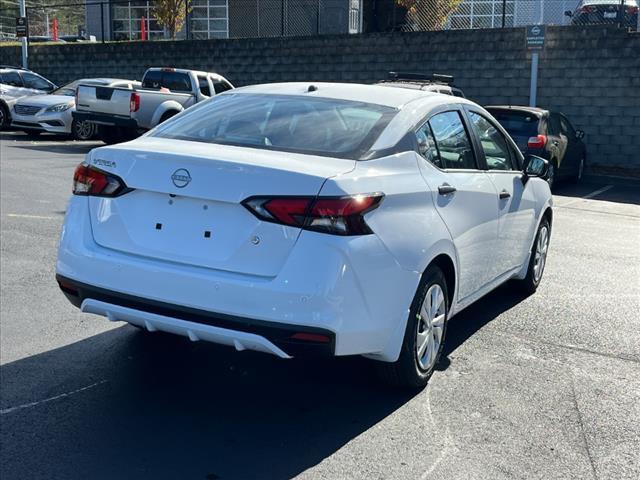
<box><xmin>56</xmin><ymin>83</ymin><xmax>553</xmax><ymax>388</ymax></box>
<box><xmin>11</xmin><ymin>78</ymin><xmax>139</xmax><ymax>140</ymax></box>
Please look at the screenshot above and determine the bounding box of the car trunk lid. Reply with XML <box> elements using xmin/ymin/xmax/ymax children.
<box><xmin>87</xmin><ymin>137</ymin><xmax>355</xmax><ymax>277</ymax></box>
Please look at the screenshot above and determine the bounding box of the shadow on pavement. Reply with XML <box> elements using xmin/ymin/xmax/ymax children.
<box><xmin>553</xmin><ymin>181</ymin><xmax>640</xmax><ymax>206</ymax></box>
<box><xmin>0</xmin><ymin>284</ymin><xmax>531</xmax><ymax>480</ymax></box>
<box><xmin>0</xmin><ymin>326</ymin><xmax>414</xmax><ymax>480</ymax></box>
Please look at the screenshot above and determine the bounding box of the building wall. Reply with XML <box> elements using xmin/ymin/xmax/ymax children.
<box><xmin>2</xmin><ymin>25</ymin><xmax>638</xmax><ymax>173</ymax></box>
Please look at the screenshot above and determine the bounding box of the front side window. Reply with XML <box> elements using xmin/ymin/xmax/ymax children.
<box><xmin>21</xmin><ymin>72</ymin><xmax>52</xmax><ymax>90</ymax></box>
<box><xmin>151</xmin><ymin>93</ymin><xmax>397</xmax><ymax>159</ymax></box>
<box><xmin>427</xmin><ymin>111</ymin><xmax>477</xmax><ymax>170</ymax></box>
<box><xmin>468</xmin><ymin>111</ymin><xmax>513</xmax><ymax>171</ymax></box>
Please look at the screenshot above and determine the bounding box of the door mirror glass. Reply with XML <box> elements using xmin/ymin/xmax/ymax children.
<box><xmin>575</xmin><ymin>129</ymin><xmax>585</xmax><ymax>139</ymax></box>
<box><xmin>524</xmin><ymin>155</ymin><xmax>548</xmax><ymax>178</ymax></box>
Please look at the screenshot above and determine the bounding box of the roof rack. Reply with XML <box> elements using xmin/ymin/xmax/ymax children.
<box><xmin>386</xmin><ymin>72</ymin><xmax>454</xmax><ymax>85</ymax></box>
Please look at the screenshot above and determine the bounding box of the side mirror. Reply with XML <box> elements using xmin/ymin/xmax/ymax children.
<box><xmin>523</xmin><ymin>154</ymin><xmax>549</xmax><ymax>180</ymax></box>
<box><xmin>576</xmin><ymin>129</ymin><xmax>585</xmax><ymax>139</ymax></box>
<box><xmin>564</xmin><ymin>10</ymin><xmax>573</xmax><ymax>17</ymax></box>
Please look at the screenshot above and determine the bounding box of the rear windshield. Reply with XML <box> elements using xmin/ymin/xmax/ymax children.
<box><xmin>151</xmin><ymin>93</ymin><xmax>397</xmax><ymax>159</ymax></box>
<box><xmin>142</xmin><ymin>70</ymin><xmax>192</xmax><ymax>93</ymax></box>
<box><xmin>488</xmin><ymin>110</ymin><xmax>540</xmax><ymax>138</ymax></box>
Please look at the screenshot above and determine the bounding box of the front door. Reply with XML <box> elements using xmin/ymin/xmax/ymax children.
<box><xmin>466</xmin><ymin>109</ymin><xmax>537</xmax><ymax>273</ymax></box>
<box><xmin>415</xmin><ymin>109</ymin><xmax>500</xmax><ymax>301</ymax></box>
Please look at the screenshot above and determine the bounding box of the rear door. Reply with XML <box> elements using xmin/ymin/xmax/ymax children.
<box><xmin>466</xmin><ymin>109</ymin><xmax>537</xmax><ymax>273</ymax></box>
<box><xmin>415</xmin><ymin>109</ymin><xmax>499</xmax><ymax>301</ymax></box>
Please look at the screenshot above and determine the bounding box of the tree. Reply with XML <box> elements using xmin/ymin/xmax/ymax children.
<box><xmin>395</xmin><ymin>0</ymin><xmax>464</xmax><ymax>31</ymax></box>
<box><xmin>154</xmin><ymin>0</ymin><xmax>191</xmax><ymax>39</ymax></box>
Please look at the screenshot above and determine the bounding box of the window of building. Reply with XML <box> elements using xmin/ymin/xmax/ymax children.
<box><xmin>448</xmin><ymin>0</ymin><xmax>515</xmax><ymax>29</ymax></box>
<box><xmin>190</xmin><ymin>0</ymin><xmax>229</xmax><ymax>39</ymax></box>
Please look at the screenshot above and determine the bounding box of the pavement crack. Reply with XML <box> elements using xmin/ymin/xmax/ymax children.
<box><xmin>569</xmin><ymin>377</ymin><xmax>599</xmax><ymax>480</ymax></box>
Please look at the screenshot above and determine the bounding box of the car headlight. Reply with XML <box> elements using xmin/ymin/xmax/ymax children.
<box><xmin>46</xmin><ymin>103</ymin><xmax>73</xmax><ymax>112</ymax></box>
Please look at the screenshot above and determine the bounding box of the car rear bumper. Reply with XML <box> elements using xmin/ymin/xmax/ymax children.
<box><xmin>57</xmin><ymin>274</ymin><xmax>335</xmax><ymax>358</ymax></box>
<box><xmin>56</xmin><ymin>196</ymin><xmax>420</xmax><ymax>361</ymax></box>
<box><xmin>73</xmin><ymin>111</ymin><xmax>138</xmax><ymax>129</ymax></box>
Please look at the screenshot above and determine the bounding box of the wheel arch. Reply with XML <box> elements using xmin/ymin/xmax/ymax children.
<box><xmin>151</xmin><ymin>101</ymin><xmax>184</xmax><ymax>127</ymax></box>
<box><xmin>426</xmin><ymin>253</ymin><xmax>456</xmax><ymax>310</ymax></box>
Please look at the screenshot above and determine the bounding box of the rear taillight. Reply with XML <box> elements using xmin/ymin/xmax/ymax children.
<box><xmin>627</xmin><ymin>6</ymin><xmax>638</xmax><ymax>14</ymax></box>
<box><xmin>243</xmin><ymin>194</ymin><xmax>384</xmax><ymax>236</ymax></box>
<box><xmin>130</xmin><ymin>92</ymin><xmax>140</xmax><ymax>112</ymax></box>
<box><xmin>73</xmin><ymin>163</ymin><xmax>130</xmax><ymax>197</ymax></box>
<box><xmin>528</xmin><ymin>135</ymin><xmax>547</xmax><ymax>149</ymax></box>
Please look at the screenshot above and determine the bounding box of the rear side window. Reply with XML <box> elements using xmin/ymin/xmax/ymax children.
<box><xmin>548</xmin><ymin>114</ymin><xmax>561</xmax><ymax>136</ymax></box>
<box><xmin>489</xmin><ymin>110</ymin><xmax>540</xmax><ymax>138</ymax></box>
<box><xmin>427</xmin><ymin>111</ymin><xmax>477</xmax><ymax>170</ymax></box>
<box><xmin>1</xmin><ymin>71</ymin><xmax>23</xmax><ymax>87</ymax></box>
<box><xmin>142</xmin><ymin>71</ymin><xmax>192</xmax><ymax>92</ymax></box>
<box><xmin>416</xmin><ymin>122</ymin><xmax>443</xmax><ymax>168</ymax></box>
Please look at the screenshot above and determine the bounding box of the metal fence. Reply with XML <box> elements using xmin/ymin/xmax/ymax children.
<box><xmin>0</xmin><ymin>0</ymin><xmax>637</xmax><ymax>43</ymax></box>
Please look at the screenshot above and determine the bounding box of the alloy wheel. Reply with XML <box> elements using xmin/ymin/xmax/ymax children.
<box><xmin>416</xmin><ymin>284</ymin><xmax>446</xmax><ymax>371</ymax></box>
<box><xmin>533</xmin><ymin>225</ymin><xmax>549</xmax><ymax>283</ymax></box>
<box><xmin>74</xmin><ymin>121</ymin><xmax>94</xmax><ymax>140</ymax></box>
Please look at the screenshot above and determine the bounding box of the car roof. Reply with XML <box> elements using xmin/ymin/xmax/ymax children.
<box><xmin>485</xmin><ymin>105</ymin><xmax>548</xmax><ymax>117</ymax></box>
<box><xmin>581</xmin><ymin>0</ymin><xmax>637</xmax><ymax>5</ymax></box>
<box><xmin>231</xmin><ymin>82</ymin><xmax>468</xmax><ymax>109</ymax></box>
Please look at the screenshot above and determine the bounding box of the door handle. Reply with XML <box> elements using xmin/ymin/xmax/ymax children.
<box><xmin>499</xmin><ymin>190</ymin><xmax>511</xmax><ymax>199</ymax></box>
<box><xmin>438</xmin><ymin>184</ymin><xmax>457</xmax><ymax>195</ymax></box>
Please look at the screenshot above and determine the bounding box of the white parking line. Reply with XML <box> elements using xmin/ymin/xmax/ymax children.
<box><xmin>6</xmin><ymin>213</ymin><xmax>57</xmax><ymax>220</ymax></box>
<box><xmin>561</xmin><ymin>185</ymin><xmax>614</xmax><ymax>207</ymax></box>
<box><xmin>0</xmin><ymin>380</ymin><xmax>108</xmax><ymax>415</ymax></box>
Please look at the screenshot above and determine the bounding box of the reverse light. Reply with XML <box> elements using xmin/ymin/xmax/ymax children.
<box><xmin>46</xmin><ymin>102</ymin><xmax>73</xmax><ymax>112</ymax></box>
<box><xmin>243</xmin><ymin>194</ymin><xmax>384</xmax><ymax>236</ymax></box>
<box><xmin>72</xmin><ymin>163</ymin><xmax>130</xmax><ymax>197</ymax></box>
<box><xmin>130</xmin><ymin>92</ymin><xmax>141</xmax><ymax>112</ymax></box>
<box><xmin>528</xmin><ymin>135</ymin><xmax>547</xmax><ymax>149</ymax></box>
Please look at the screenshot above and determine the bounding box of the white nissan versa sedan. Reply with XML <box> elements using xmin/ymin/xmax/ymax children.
<box><xmin>56</xmin><ymin>83</ymin><xmax>553</xmax><ymax>388</ymax></box>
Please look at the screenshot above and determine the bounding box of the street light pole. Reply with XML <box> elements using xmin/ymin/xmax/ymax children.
<box><xmin>19</xmin><ymin>0</ymin><xmax>28</xmax><ymax>69</ymax></box>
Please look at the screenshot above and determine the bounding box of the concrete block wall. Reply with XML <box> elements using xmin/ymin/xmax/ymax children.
<box><xmin>1</xmin><ymin>25</ymin><xmax>638</xmax><ymax>173</ymax></box>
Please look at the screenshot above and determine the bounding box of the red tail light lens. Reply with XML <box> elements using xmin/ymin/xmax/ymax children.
<box><xmin>627</xmin><ymin>6</ymin><xmax>638</xmax><ymax>14</ymax></box>
<box><xmin>73</xmin><ymin>163</ymin><xmax>130</xmax><ymax>197</ymax></box>
<box><xmin>243</xmin><ymin>194</ymin><xmax>384</xmax><ymax>236</ymax></box>
<box><xmin>580</xmin><ymin>5</ymin><xmax>597</xmax><ymax>13</ymax></box>
<box><xmin>528</xmin><ymin>135</ymin><xmax>547</xmax><ymax>149</ymax></box>
<box><xmin>130</xmin><ymin>92</ymin><xmax>140</xmax><ymax>112</ymax></box>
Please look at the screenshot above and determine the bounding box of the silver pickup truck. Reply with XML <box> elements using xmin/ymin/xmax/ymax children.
<box><xmin>73</xmin><ymin>67</ymin><xmax>234</xmax><ymax>143</ymax></box>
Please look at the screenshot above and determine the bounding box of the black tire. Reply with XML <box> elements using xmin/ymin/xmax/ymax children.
<box><xmin>546</xmin><ymin>159</ymin><xmax>557</xmax><ymax>190</ymax></box>
<box><xmin>516</xmin><ymin>216</ymin><xmax>551</xmax><ymax>295</ymax></box>
<box><xmin>159</xmin><ymin>110</ymin><xmax>178</xmax><ymax>124</ymax></box>
<box><xmin>23</xmin><ymin>130</ymin><xmax>41</xmax><ymax>137</ymax></box>
<box><xmin>98</xmin><ymin>125</ymin><xmax>125</xmax><ymax>145</ymax></box>
<box><xmin>0</xmin><ymin>103</ymin><xmax>10</xmax><ymax>130</ymax></box>
<box><xmin>376</xmin><ymin>266</ymin><xmax>449</xmax><ymax>389</ymax></box>
<box><xmin>71</xmin><ymin>119</ymin><xmax>96</xmax><ymax>141</ymax></box>
<box><xmin>572</xmin><ymin>157</ymin><xmax>585</xmax><ymax>184</ymax></box>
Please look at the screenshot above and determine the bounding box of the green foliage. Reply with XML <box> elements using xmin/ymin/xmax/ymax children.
<box><xmin>153</xmin><ymin>0</ymin><xmax>192</xmax><ymax>39</ymax></box>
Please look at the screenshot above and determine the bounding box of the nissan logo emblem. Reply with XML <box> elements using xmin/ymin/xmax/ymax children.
<box><xmin>171</xmin><ymin>169</ymin><xmax>191</xmax><ymax>188</ymax></box>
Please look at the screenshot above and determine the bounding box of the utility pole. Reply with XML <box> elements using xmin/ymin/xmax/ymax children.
<box><xmin>19</xmin><ymin>0</ymin><xmax>28</xmax><ymax>69</ymax></box>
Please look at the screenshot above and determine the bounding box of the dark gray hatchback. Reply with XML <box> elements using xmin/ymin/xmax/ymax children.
<box><xmin>486</xmin><ymin>106</ymin><xmax>587</xmax><ymax>189</ymax></box>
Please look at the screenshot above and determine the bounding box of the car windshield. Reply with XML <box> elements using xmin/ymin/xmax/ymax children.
<box><xmin>151</xmin><ymin>93</ymin><xmax>397</xmax><ymax>159</ymax></box>
<box><xmin>488</xmin><ymin>110</ymin><xmax>540</xmax><ymax>138</ymax></box>
<box><xmin>52</xmin><ymin>79</ymin><xmax>109</xmax><ymax>96</ymax></box>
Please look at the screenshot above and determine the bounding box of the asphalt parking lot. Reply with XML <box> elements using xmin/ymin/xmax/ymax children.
<box><xmin>1</xmin><ymin>131</ymin><xmax>639</xmax><ymax>480</ymax></box>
